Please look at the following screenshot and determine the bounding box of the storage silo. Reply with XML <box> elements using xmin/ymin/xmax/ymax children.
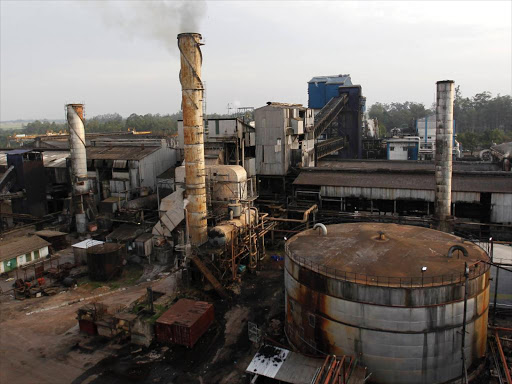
<box><xmin>285</xmin><ymin>223</ymin><xmax>490</xmax><ymax>384</ymax></box>
<box><xmin>87</xmin><ymin>243</ymin><xmax>125</xmax><ymax>281</ymax></box>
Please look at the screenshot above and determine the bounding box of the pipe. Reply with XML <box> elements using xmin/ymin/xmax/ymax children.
<box><xmin>434</xmin><ymin>80</ymin><xmax>455</xmax><ymax>233</ymax></box>
<box><xmin>447</xmin><ymin>245</ymin><xmax>468</xmax><ymax>258</ymax></box>
<box><xmin>267</xmin><ymin>204</ymin><xmax>318</xmax><ymax>223</ymax></box>
<box><xmin>495</xmin><ymin>329</ymin><xmax>512</xmax><ymax>384</ymax></box>
<box><xmin>313</xmin><ymin>223</ymin><xmax>327</xmax><ymax>236</ymax></box>
<box><xmin>67</xmin><ymin>103</ymin><xmax>89</xmax><ymax>234</ymax></box>
<box><xmin>178</xmin><ymin>33</ymin><xmax>207</xmax><ymax>246</ymax></box>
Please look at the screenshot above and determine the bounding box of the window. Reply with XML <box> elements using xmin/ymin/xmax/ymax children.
<box><xmin>34</xmin><ymin>249</ymin><xmax>40</xmax><ymax>259</ymax></box>
<box><xmin>26</xmin><ymin>253</ymin><xmax>32</xmax><ymax>262</ymax></box>
<box><xmin>308</xmin><ymin>313</ymin><xmax>316</xmax><ymax>328</ymax></box>
<box><xmin>277</xmin><ymin>138</ymin><xmax>281</xmax><ymax>146</ymax></box>
<box><xmin>390</xmin><ymin>146</ymin><xmax>395</xmax><ymax>151</ymax></box>
<box><xmin>403</xmin><ymin>147</ymin><xmax>408</xmax><ymax>151</ymax></box>
<box><xmin>215</xmin><ymin>120</ymin><xmax>220</xmax><ymax>135</ymax></box>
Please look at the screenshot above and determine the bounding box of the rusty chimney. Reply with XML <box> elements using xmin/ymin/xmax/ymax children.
<box><xmin>66</xmin><ymin>103</ymin><xmax>88</xmax><ymax>234</ymax></box>
<box><xmin>178</xmin><ymin>33</ymin><xmax>208</xmax><ymax>246</ymax></box>
<box><xmin>434</xmin><ymin>80</ymin><xmax>455</xmax><ymax>232</ymax></box>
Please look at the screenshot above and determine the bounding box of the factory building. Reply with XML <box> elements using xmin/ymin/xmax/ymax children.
<box><xmin>415</xmin><ymin>114</ymin><xmax>461</xmax><ymax>159</ymax></box>
<box><xmin>385</xmin><ymin>136</ymin><xmax>420</xmax><ymax>160</ymax></box>
<box><xmin>177</xmin><ymin>117</ymin><xmax>256</xmax><ymax>178</ymax></box>
<box><xmin>1</xmin><ymin>149</ymin><xmax>48</xmax><ymax>217</ymax></box>
<box><xmin>0</xmin><ymin>139</ymin><xmax>177</xmax><ymax>216</ymax></box>
<box><xmin>0</xmin><ymin>235</ymin><xmax>50</xmax><ymax>273</ymax></box>
<box><xmin>254</xmin><ymin>102</ymin><xmax>315</xmax><ymax>176</ymax></box>
<box><xmin>293</xmin><ymin>161</ymin><xmax>512</xmax><ymax>227</ymax></box>
<box><xmin>308</xmin><ymin>75</ymin><xmax>366</xmax><ymax>160</ymax></box>
<box><xmin>307</xmin><ymin>74</ymin><xmax>353</xmax><ymax>110</ymax></box>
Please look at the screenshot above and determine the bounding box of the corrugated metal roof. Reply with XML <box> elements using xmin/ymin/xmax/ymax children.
<box><xmin>316</xmin><ymin>160</ymin><xmax>502</xmax><ymax>172</ymax></box>
<box><xmin>0</xmin><ymin>235</ymin><xmax>50</xmax><ymax>262</ymax></box>
<box><xmin>156</xmin><ymin>299</ymin><xmax>213</xmax><ymax>327</ymax></box>
<box><xmin>87</xmin><ymin>146</ymin><xmax>159</xmax><ymax>161</ymax></box>
<box><xmin>6</xmin><ymin>149</ymin><xmax>32</xmax><ymax>155</ymax></box>
<box><xmin>72</xmin><ymin>239</ymin><xmax>104</xmax><ymax>249</ymax></box>
<box><xmin>34</xmin><ymin>230</ymin><xmax>67</xmax><ymax>238</ymax></box>
<box><xmin>105</xmin><ymin>224</ymin><xmax>144</xmax><ymax>242</ymax></box>
<box><xmin>294</xmin><ymin>170</ymin><xmax>512</xmax><ymax>193</ymax></box>
<box><xmin>308</xmin><ymin>74</ymin><xmax>352</xmax><ymax>85</ymax></box>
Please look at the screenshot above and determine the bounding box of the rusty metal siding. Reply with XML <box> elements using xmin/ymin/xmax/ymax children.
<box><xmin>155</xmin><ymin>299</ymin><xmax>214</xmax><ymax>348</ymax></box>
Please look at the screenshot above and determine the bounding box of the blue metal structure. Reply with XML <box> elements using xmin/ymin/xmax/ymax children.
<box><xmin>308</xmin><ymin>75</ymin><xmax>352</xmax><ymax>109</ymax></box>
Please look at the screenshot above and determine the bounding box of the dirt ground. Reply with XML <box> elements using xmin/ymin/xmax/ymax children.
<box><xmin>0</xmin><ymin>251</ymin><xmax>286</xmax><ymax>384</ymax></box>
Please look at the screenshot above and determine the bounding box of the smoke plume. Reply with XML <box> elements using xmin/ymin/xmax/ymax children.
<box><xmin>98</xmin><ymin>1</ymin><xmax>207</xmax><ymax>54</ymax></box>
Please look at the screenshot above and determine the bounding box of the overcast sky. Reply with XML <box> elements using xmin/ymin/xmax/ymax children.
<box><xmin>1</xmin><ymin>1</ymin><xmax>510</xmax><ymax>121</ymax></box>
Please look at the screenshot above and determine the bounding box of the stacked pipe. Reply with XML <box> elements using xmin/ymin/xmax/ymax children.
<box><xmin>178</xmin><ymin>33</ymin><xmax>208</xmax><ymax>246</ymax></box>
<box><xmin>66</xmin><ymin>103</ymin><xmax>89</xmax><ymax>234</ymax></box>
<box><xmin>434</xmin><ymin>80</ymin><xmax>455</xmax><ymax>232</ymax></box>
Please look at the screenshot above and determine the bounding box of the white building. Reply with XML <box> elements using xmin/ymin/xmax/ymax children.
<box><xmin>0</xmin><ymin>235</ymin><xmax>50</xmax><ymax>273</ymax></box>
<box><xmin>386</xmin><ymin>137</ymin><xmax>420</xmax><ymax>161</ymax></box>
<box><xmin>415</xmin><ymin>115</ymin><xmax>460</xmax><ymax>160</ymax></box>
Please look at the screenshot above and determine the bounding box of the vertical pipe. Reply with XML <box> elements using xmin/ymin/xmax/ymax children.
<box><xmin>461</xmin><ymin>262</ymin><xmax>469</xmax><ymax>383</ymax></box>
<box><xmin>435</xmin><ymin>80</ymin><xmax>455</xmax><ymax>232</ymax></box>
<box><xmin>67</xmin><ymin>103</ymin><xmax>88</xmax><ymax>234</ymax></box>
<box><xmin>178</xmin><ymin>33</ymin><xmax>207</xmax><ymax>246</ymax></box>
<box><xmin>493</xmin><ymin>265</ymin><xmax>499</xmax><ymax>325</ymax></box>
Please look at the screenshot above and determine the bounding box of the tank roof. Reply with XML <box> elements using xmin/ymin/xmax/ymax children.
<box><xmin>287</xmin><ymin>223</ymin><xmax>488</xmax><ymax>284</ymax></box>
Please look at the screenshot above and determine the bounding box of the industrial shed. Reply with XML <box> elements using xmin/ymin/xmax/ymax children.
<box><xmin>294</xmin><ymin>166</ymin><xmax>512</xmax><ymax>224</ymax></box>
<box><xmin>0</xmin><ymin>235</ymin><xmax>50</xmax><ymax>273</ymax></box>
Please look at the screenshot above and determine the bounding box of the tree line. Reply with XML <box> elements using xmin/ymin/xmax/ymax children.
<box><xmin>368</xmin><ymin>88</ymin><xmax>512</xmax><ymax>151</ymax></box>
<box><xmin>20</xmin><ymin>112</ymin><xmax>183</xmax><ymax>135</ymax></box>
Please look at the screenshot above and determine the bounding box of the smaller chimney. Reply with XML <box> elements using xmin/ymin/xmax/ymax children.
<box><xmin>67</xmin><ymin>103</ymin><xmax>88</xmax><ymax>234</ymax></box>
<box><xmin>434</xmin><ymin>80</ymin><xmax>455</xmax><ymax>232</ymax></box>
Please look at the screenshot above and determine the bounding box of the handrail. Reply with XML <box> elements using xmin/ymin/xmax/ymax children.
<box><xmin>285</xmin><ymin>251</ymin><xmax>490</xmax><ymax>288</ymax></box>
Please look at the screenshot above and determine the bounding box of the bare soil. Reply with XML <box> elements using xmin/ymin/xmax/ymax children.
<box><xmin>0</xmin><ymin>256</ymin><xmax>286</xmax><ymax>384</ymax></box>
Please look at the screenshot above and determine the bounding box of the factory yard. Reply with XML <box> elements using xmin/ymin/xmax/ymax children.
<box><xmin>0</xmin><ymin>247</ymin><xmax>286</xmax><ymax>384</ymax></box>
<box><xmin>0</xmin><ymin>7</ymin><xmax>511</xmax><ymax>383</ymax></box>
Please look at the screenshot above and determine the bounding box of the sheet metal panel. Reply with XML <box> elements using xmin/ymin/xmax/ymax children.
<box><xmin>155</xmin><ymin>299</ymin><xmax>214</xmax><ymax>348</ymax></box>
<box><xmin>491</xmin><ymin>193</ymin><xmax>512</xmax><ymax>223</ymax></box>
<box><xmin>295</xmin><ymin>170</ymin><xmax>512</xmax><ymax>193</ymax></box>
<box><xmin>246</xmin><ymin>346</ymin><xmax>289</xmax><ymax>379</ymax></box>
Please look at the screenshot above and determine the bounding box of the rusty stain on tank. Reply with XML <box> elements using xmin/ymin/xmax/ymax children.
<box><xmin>285</xmin><ymin>223</ymin><xmax>490</xmax><ymax>384</ymax></box>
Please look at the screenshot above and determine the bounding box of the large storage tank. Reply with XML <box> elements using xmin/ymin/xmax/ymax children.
<box><xmin>87</xmin><ymin>243</ymin><xmax>125</xmax><ymax>281</ymax></box>
<box><xmin>285</xmin><ymin>223</ymin><xmax>490</xmax><ymax>384</ymax></box>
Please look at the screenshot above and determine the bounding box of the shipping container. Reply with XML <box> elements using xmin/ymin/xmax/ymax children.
<box><xmin>155</xmin><ymin>299</ymin><xmax>214</xmax><ymax>348</ymax></box>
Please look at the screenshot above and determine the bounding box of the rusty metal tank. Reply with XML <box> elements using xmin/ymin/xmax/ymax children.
<box><xmin>87</xmin><ymin>243</ymin><xmax>125</xmax><ymax>281</ymax></box>
<box><xmin>285</xmin><ymin>223</ymin><xmax>490</xmax><ymax>384</ymax></box>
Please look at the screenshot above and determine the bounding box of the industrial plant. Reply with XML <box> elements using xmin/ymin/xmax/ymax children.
<box><xmin>0</xmin><ymin>32</ymin><xmax>511</xmax><ymax>384</ymax></box>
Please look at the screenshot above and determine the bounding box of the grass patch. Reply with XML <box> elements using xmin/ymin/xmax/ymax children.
<box><xmin>76</xmin><ymin>264</ymin><xmax>144</xmax><ymax>291</ymax></box>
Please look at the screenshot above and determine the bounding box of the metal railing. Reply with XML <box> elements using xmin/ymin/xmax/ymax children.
<box><xmin>286</xmin><ymin>251</ymin><xmax>490</xmax><ymax>288</ymax></box>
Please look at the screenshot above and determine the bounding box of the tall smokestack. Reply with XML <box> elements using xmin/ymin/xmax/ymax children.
<box><xmin>67</xmin><ymin>103</ymin><xmax>89</xmax><ymax>234</ymax></box>
<box><xmin>178</xmin><ymin>33</ymin><xmax>207</xmax><ymax>246</ymax></box>
<box><xmin>434</xmin><ymin>80</ymin><xmax>455</xmax><ymax>232</ymax></box>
